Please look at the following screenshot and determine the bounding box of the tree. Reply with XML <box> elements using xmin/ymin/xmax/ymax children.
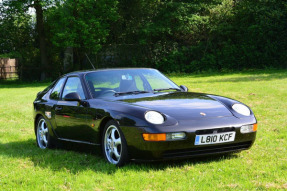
<box><xmin>47</xmin><ymin>0</ymin><xmax>118</xmax><ymax>71</ymax></box>
<box><xmin>1</xmin><ymin>0</ymin><xmax>60</xmax><ymax>80</ymax></box>
<box><xmin>0</xmin><ymin>2</ymin><xmax>33</xmax><ymax>57</ymax></box>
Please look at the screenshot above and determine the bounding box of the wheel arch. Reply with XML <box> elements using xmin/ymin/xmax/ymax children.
<box><xmin>34</xmin><ymin>113</ymin><xmax>57</xmax><ymax>138</ymax></box>
<box><xmin>98</xmin><ymin>116</ymin><xmax>118</xmax><ymax>144</ymax></box>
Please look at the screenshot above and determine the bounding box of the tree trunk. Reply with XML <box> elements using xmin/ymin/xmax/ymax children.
<box><xmin>73</xmin><ymin>48</ymin><xmax>84</xmax><ymax>71</ymax></box>
<box><xmin>34</xmin><ymin>0</ymin><xmax>48</xmax><ymax>81</ymax></box>
<box><xmin>63</xmin><ymin>47</ymin><xmax>73</xmax><ymax>73</ymax></box>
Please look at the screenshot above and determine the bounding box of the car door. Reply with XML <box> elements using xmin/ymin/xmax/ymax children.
<box><xmin>54</xmin><ymin>76</ymin><xmax>95</xmax><ymax>142</ymax></box>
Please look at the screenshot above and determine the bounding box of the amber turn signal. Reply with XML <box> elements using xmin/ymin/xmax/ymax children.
<box><xmin>142</xmin><ymin>133</ymin><xmax>166</xmax><ymax>141</ymax></box>
<box><xmin>253</xmin><ymin>123</ymin><xmax>258</xmax><ymax>131</ymax></box>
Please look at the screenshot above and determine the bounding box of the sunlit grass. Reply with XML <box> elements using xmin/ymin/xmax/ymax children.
<box><xmin>0</xmin><ymin>70</ymin><xmax>286</xmax><ymax>190</ymax></box>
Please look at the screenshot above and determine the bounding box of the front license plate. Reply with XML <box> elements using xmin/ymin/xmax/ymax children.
<box><xmin>194</xmin><ymin>132</ymin><xmax>236</xmax><ymax>145</ymax></box>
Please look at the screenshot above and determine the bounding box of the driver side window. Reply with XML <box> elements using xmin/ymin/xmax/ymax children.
<box><xmin>62</xmin><ymin>77</ymin><xmax>86</xmax><ymax>100</ymax></box>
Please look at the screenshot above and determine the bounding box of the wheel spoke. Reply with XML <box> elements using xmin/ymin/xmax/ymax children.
<box><xmin>41</xmin><ymin>122</ymin><xmax>45</xmax><ymax>131</ymax></box>
<box><xmin>114</xmin><ymin>138</ymin><xmax>121</xmax><ymax>146</ymax></box>
<box><xmin>43</xmin><ymin>128</ymin><xmax>48</xmax><ymax>134</ymax></box>
<box><xmin>108</xmin><ymin>149</ymin><xmax>113</xmax><ymax>158</ymax></box>
<box><xmin>111</xmin><ymin>129</ymin><xmax>116</xmax><ymax>141</ymax></box>
<box><xmin>113</xmin><ymin>148</ymin><xmax>120</xmax><ymax>160</ymax></box>
<box><xmin>43</xmin><ymin>136</ymin><xmax>48</xmax><ymax>145</ymax></box>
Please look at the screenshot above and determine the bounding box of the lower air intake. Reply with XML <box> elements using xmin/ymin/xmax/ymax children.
<box><xmin>163</xmin><ymin>141</ymin><xmax>252</xmax><ymax>159</ymax></box>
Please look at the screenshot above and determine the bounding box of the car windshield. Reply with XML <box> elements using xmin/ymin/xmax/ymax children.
<box><xmin>85</xmin><ymin>69</ymin><xmax>180</xmax><ymax>98</ymax></box>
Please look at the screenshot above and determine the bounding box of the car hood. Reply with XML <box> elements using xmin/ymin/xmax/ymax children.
<box><xmin>117</xmin><ymin>92</ymin><xmax>233</xmax><ymax>120</ymax></box>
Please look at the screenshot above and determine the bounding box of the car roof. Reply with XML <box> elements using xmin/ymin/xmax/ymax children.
<box><xmin>64</xmin><ymin>68</ymin><xmax>156</xmax><ymax>76</ymax></box>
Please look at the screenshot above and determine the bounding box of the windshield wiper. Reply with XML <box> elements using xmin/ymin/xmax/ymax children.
<box><xmin>114</xmin><ymin>91</ymin><xmax>150</xmax><ymax>96</ymax></box>
<box><xmin>153</xmin><ymin>88</ymin><xmax>182</xmax><ymax>92</ymax></box>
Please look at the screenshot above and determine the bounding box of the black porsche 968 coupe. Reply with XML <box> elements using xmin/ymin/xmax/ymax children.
<box><xmin>33</xmin><ymin>68</ymin><xmax>257</xmax><ymax>166</ymax></box>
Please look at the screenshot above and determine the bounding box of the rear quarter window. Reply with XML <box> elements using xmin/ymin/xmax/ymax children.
<box><xmin>50</xmin><ymin>78</ymin><xmax>66</xmax><ymax>100</ymax></box>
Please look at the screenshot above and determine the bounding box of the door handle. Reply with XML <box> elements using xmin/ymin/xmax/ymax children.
<box><xmin>55</xmin><ymin>106</ymin><xmax>62</xmax><ymax>111</ymax></box>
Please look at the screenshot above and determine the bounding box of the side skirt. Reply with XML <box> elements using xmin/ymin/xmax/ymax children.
<box><xmin>58</xmin><ymin>138</ymin><xmax>100</xmax><ymax>146</ymax></box>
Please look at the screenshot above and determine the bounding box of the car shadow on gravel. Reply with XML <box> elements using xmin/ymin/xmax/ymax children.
<box><xmin>0</xmin><ymin>139</ymin><xmax>240</xmax><ymax>174</ymax></box>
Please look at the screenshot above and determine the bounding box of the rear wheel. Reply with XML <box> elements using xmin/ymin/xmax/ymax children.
<box><xmin>36</xmin><ymin>116</ymin><xmax>54</xmax><ymax>149</ymax></box>
<box><xmin>102</xmin><ymin>120</ymin><xmax>129</xmax><ymax>166</ymax></box>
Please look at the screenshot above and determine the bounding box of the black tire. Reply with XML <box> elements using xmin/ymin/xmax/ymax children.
<box><xmin>36</xmin><ymin>116</ymin><xmax>55</xmax><ymax>149</ymax></box>
<box><xmin>101</xmin><ymin>120</ymin><xmax>129</xmax><ymax>166</ymax></box>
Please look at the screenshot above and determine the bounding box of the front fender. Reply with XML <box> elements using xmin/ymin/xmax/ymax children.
<box><xmin>109</xmin><ymin>110</ymin><xmax>149</xmax><ymax>127</ymax></box>
<box><xmin>207</xmin><ymin>94</ymin><xmax>256</xmax><ymax>120</ymax></box>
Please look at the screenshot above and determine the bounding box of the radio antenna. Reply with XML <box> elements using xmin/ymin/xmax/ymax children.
<box><xmin>85</xmin><ymin>53</ymin><xmax>95</xmax><ymax>70</ymax></box>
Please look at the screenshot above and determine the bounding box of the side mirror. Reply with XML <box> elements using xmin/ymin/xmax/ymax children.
<box><xmin>63</xmin><ymin>92</ymin><xmax>81</xmax><ymax>101</ymax></box>
<box><xmin>63</xmin><ymin>92</ymin><xmax>90</xmax><ymax>107</ymax></box>
<box><xmin>180</xmin><ymin>85</ymin><xmax>188</xmax><ymax>92</ymax></box>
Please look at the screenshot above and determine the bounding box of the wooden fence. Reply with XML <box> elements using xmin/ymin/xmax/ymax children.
<box><xmin>0</xmin><ymin>58</ymin><xmax>18</xmax><ymax>80</ymax></box>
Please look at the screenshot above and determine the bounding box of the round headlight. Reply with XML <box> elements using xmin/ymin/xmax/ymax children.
<box><xmin>232</xmin><ymin>104</ymin><xmax>251</xmax><ymax>116</ymax></box>
<box><xmin>145</xmin><ymin>111</ymin><xmax>165</xmax><ymax>124</ymax></box>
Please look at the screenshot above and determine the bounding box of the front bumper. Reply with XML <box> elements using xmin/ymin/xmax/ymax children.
<box><xmin>121</xmin><ymin>117</ymin><xmax>257</xmax><ymax>161</ymax></box>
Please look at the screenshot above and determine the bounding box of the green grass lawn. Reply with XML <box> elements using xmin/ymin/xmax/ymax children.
<box><xmin>0</xmin><ymin>70</ymin><xmax>286</xmax><ymax>190</ymax></box>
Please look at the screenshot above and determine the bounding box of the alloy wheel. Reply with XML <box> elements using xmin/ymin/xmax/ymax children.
<box><xmin>104</xmin><ymin>125</ymin><xmax>122</xmax><ymax>164</ymax></box>
<box><xmin>37</xmin><ymin>118</ymin><xmax>49</xmax><ymax>149</ymax></box>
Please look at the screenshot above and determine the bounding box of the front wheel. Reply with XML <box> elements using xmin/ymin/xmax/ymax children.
<box><xmin>36</xmin><ymin>116</ymin><xmax>54</xmax><ymax>149</ymax></box>
<box><xmin>102</xmin><ymin>120</ymin><xmax>129</xmax><ymax>166</ymax></box>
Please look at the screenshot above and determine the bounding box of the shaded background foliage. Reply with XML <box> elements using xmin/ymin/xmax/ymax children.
<box><xmin>0</xmin><ymin>0</ymin><xmax>286</xmax><ymax>81</ymax></box>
